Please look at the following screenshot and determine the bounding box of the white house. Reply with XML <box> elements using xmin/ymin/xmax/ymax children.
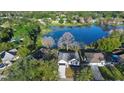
<box><xmin>58</xmin><ymin>50</ymin><xmax>80</xmax><ymax>79</ymax></box>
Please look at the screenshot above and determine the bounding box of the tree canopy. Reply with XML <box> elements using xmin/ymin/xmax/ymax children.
<box><xmin>97</xmin><ymin>37</ymin><xmax>121</xmax><ymax>52</ymax></box>
<box><xmin>4</xmin><ymin>59</ymin><xmax>58</xmax><ymax>81</ymax></box>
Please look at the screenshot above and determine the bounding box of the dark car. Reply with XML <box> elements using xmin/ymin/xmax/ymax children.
<box><xmin>111</xmin><ymin>55</ymin><xmax>120</xmax><ymax>62</ymax></box>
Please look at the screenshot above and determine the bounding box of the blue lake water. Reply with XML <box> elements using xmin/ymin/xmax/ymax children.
<box><xmin>44</xmin><ymin>26</ymin><xmax>108</xmax><ymax>47</ymax></box>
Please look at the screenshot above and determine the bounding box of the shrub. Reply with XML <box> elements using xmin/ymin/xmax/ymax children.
<box><xmin>17</xmin><ymin>46</ymin><xmax>30</xmax><ymax>57</ymax></box>
<box><xmin>65</xmin><ymin>66</ymin><xmax>74</xmax><ymax>79</ymax></box>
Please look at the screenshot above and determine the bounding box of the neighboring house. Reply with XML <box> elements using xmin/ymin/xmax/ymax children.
<box><xmin>0</xmin><ymin>49</ymin><xmax>19</xmax><ymax>64</ymax></box>
<box><xmin>78</xmin><ymin>17</ymin><xmax>85</xmax><ymax>24</ymax></box>
<box><xmin>112</xmin><ymin>49</ymin><xmax>124</xmax><ymax>63</ymax></box>
<box><xmin>38</xmin><ymin>19</ymin><xmax>46</xmax><ymax>25</ymax></box>
<box><xmin>0</xmin><ymin>51</ymin><xmax>15</xmax><ymax>64</ymax></box>
<box><xmin>9</xmin><ymin>48</ymin><xmax>18</xmax><ymax>55</ymax></box>
<box><xmin>32</xmin><ymin>49</ymin><xmax>44</xmax><ymax>60</ymax></box>
<box><xmin>119</xmin><ymin>54</ymin><xmax>124</xmax><ymax>63</ymax></box>
<box><xmin>71</xmin><ymin>20</ymin><xmax>77</xmax><ymax>24</ymax></box>
<box><xmin>84</xmin><ymin>50</ymin><xmax>106</xmax><ymax>66</ymax></box>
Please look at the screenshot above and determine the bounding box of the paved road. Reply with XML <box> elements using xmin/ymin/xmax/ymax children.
<box><xmin>91</xmin><ymin>65</ymin><xmax>104</xmax><ymax>81</ymax></box>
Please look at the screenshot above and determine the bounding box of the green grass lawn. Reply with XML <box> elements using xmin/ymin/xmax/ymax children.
<box><xmin>99</xmin><ymin>65</ymin><xmax>124</xmax><ymax>81</ymax></box>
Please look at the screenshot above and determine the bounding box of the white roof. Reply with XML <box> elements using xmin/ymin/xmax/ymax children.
<box><xmin>9</xmin><ymin>49</ymin><xmax>18</xmax><ymax>53</ymax></box>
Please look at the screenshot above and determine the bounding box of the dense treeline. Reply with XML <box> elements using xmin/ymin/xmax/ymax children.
<box><xmin>0</xmin><ymin>11</ymin><xmax>124</xmax><ymax>20</ymax></box>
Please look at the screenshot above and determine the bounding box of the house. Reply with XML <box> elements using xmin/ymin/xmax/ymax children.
<box><xmin>38</xmin><ymin>19</ymin><xmax>46</xmax><ymax>25</ymax></box>
<box><xmin>71</xmin><ymin>20</ymin><xmax>77</xmax><ymax>24</ymax></box>
<box><xmin>0</xmin><ymin>49</ymin><xmax>19</xmax><ymax>65</ymax></box>
<box><xmin>0</xmin><ymin>51</ymin><xmax>15</xmax><ymax>64</ymax></box>
<box><xmin>84</xmin><ymin>50</ymin><xmax>106</xmax><ymax>66</ymax></box>
<box><xmin>32</xmin><ymin>49</ymin><xmax>44</xmax><ymax>60</ymax></box>
<box><xmin>119</xmin><ymin>54</ymin><xmax>124</xmax><ymax>63</ymax></box>
<box><xmin>58</xmin><ymin>50</ymin><xmax>80</xmax><ymax>66</ymax></box>
<box><xmin>112</xmin><ymin>49</ymin><xmax>124</xmax><ymax>63</ymax></box>
<box><xmin>9</xmin><ymin>48</ymin><xmax>18</xmax><ymax>55</ymax></box>
<box><xmin>78</xmin><ymin>17</ymin><xmax>85</xmax><ymax>24</ymax></box>
<box><xmin>58</xmin><ymin>50</ymin><xmax>80</xmax><ymax>79</ymax></box>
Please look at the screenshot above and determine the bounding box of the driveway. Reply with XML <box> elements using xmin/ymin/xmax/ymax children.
<box><xmin>91</xmin><ymin>65</ymin><xmax>104</xmax><ymax>81</ymax></box>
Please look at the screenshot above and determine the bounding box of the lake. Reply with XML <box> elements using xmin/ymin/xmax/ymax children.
<box><xmin>44</xmin><ymin>26</ymin><xmax>108</xmax><ymax>48</ymax></box>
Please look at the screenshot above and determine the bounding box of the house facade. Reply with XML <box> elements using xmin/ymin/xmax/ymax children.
<box><xmin>84</xmin><ymin>50</ymin><xmax>106</xmax><ymax>66</ymax></box>
<box><xmin>58</xmin><ymin>50</ymin><xmax>80</xmax><ymax>79</ymax></box>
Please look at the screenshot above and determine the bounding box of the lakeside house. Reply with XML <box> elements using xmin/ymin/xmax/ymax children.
<box><xmin>99</xmin><ymin>18</ymin><xmax>124</xmax><ymax>26</ymax></box>
<box><xmin>58</xmin><ymin>50</ymin><xmax>80</xmax><ymax>66</ymax></box>
<box><xmin>58</xmin><ymin>50</ymin><xmax>80</xmax><ymax>79</ymax></box>
<box><xmin>84</xmin><ymin>49</ymin><xmax>106</xmax><ymax>66</ymax></box>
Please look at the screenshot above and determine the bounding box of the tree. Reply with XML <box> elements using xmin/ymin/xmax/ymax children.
<box><xmin>120</xmin><ymin>32</ymin><xmax>124</xmax><ymax>43</ymax></box>
<box><xmin>28</xmin><ymin>26</ymin><xmax>41</xmax><ymax>49</ymax></box>
<box><xmin>58</xmin><ymin>32</ymin><xmax>75</xmax><ymax>51</ymax></box>
<box><xmin>17</xmin><ymin>46</ymin><xmax>30</xmax><ymax>57</ymax></box>
<box><xmin>0</xmin><ymin>42</ymin><xmax>14</xmax><ymax>52</ymax></box>
<box><xmin>96</xmin><ymin>37</ymin><xmax>121</xmax><ymax>52</ymax></box>
<box><xmin>0</xmin><ymin>27</ymin><xmax>14</xmax><ymax>42</ymax></box>
<box><xmin>4</xmin><ymin>59</ymin><xmax>58</xmax><ymax>81</ymax></box>
<box><xmin>65</xmin><ymin>66</ymin><xmax>74</xmax><ymax>79</ymax></box>
<box><xmin>42</xmin><ymin>36</ymin><xmax>55</xmax><ymax>48</ymax></box>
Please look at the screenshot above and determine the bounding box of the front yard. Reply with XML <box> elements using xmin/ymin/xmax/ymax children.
<box><xmin>99</xmin><ymin>65</ymin><xmax>124</xmax><ymax>80</ymax></box>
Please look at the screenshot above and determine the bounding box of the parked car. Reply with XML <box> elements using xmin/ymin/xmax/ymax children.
<box><xmin>111</xmin><ymin>54</ymin><xmax>120</xmax><ymax>62</ymax></box>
